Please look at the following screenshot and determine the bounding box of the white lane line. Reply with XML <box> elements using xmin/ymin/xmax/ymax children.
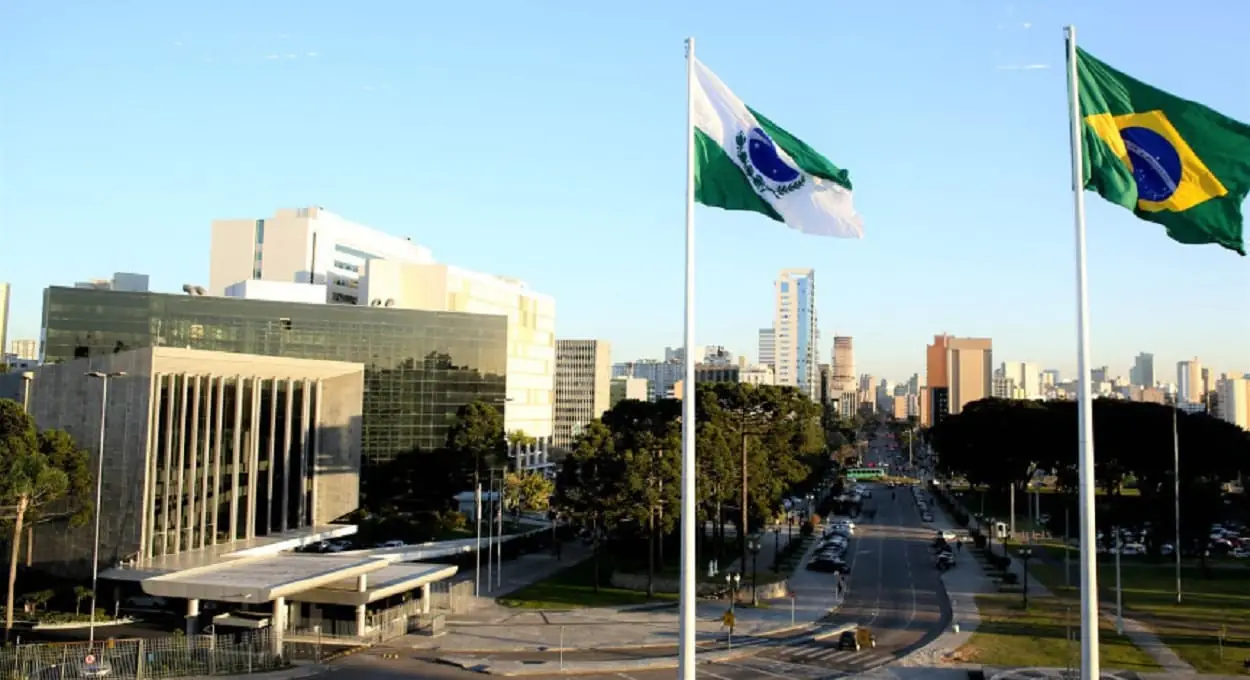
<box><xmin>698</xmin><ymin>669</ymin><xmax>733</xmax><ymax>680</ymax></box>
<box><xmin>616</xmin><ymin>673</ymin><xmax>640</xmax><ymax>680</ymax></box>
<box><xmin>721</xmin><ymin>661</ymin><xmax>792</xmax><ymax>678</ymax></box>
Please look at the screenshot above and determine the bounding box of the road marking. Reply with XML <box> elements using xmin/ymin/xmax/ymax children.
<box><xmin>698</xmin><ymin>669</ymin><xmax>733</xmax><ymax>680</ymax></box>
<box><xmin>616</xmin><ymin>673</ymin><xmax>640</xmax><ymax>680</ymax></box>
<box><xmin>721</xmin><ymin>661</ymin><xmax>792</xmax><ymax>678</ymax></box>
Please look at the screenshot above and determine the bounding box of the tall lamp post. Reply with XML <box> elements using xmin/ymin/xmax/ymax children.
<box><xmin>1020</xmin><ymin>547</ymin><xmax>1033</xmax><ymax>609</ymax></box>
<box><xmin>771</xmin><ymin>525</ymin><xmax>781</xmax><ymax>573</ymax></box>
<box><xmin>747</xmin><ymin>538</ymin><xmax>761</xmax><ymax>606</ymax></box>
<box><xmin>85</xmin><ymin>370</ymin><xmax>125</xmax><ymax>649</ymax></box>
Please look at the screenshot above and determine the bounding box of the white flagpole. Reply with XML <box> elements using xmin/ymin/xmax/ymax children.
<box><xmin>678</xmin><ymin>35</ymin><xmax>698</xmax><ymax>680</ymax></box>
<box><xmin>1064</xmin><ymin>25</ymin><xmax>1101</xmax><ymax>680</ymax></box>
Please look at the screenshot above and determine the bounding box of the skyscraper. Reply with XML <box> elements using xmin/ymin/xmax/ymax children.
<box><xmin>831</xmin><ymin>336</ymin><xmax>856</xmax><ymax>392</ymax></box>
<box><xmin>1131</xmin><ymin>352</ymin><xmax>1156</xmax><ymax>388</ymax></box>
<box><xmin>923</xmin><ymin>334</ymin><xmax>993</xmax><ymax>426</ymax></box>
<box><xmin>758</xmin><ymin>328</ymin><xmax>775</xmax><ymax>369</ymax></box>
<box><xmin>553</xmin><ymin>340</ymin><xmax>612</xmax><ymax>455</ymax></box>
<box><xmin>1000</xmin><ymin>361</ymin><xmax>1042</xmax><ymax>399</ymax></box>
<box><xmin>0</xmin><ymin>283</ymin><xmax>9</xmax><ymax>366</ymax></box>
<box><xmin>1177</xmin><ymin>358</ymin><xmax>1203</xmax><ymax>405</ymax></box>
<box><xmin>774</xmin><ymin>269</ymin><xmax>818</xmax><ymax>399</ymax></box>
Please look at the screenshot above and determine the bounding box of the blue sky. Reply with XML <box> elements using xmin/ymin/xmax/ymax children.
<box><xmin>2</xmin><ymin>0</ymin><xmax>1247</xmax><ymax>382</ymax></box>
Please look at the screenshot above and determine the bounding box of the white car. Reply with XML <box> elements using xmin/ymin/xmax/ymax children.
<box><xmin>939</xmin><ymin>530</ymin><xmax>957</xmax><ymax>542</ymax></box>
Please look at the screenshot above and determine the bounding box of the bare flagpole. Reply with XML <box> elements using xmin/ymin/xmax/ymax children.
<box><xmin>678</xmin><ymin>35</ymin><xmax>699</xmax><ymax>680</ymax></box>
<box><xmin>1064</xmin><ymin>25</ymin><xmax>1102</xmax><ymax>679</ymax></box>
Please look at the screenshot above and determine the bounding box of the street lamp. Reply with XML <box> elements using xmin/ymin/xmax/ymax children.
<box><xmin>19</xmin><ymin>372</ymin><xmax>34</xmax><ymax>413</ymax></box>
<box><xmin>1019</xmin><ymin>547</ymin><xmax>1033</xmax><ymax>609</ymax></box>
<box><xmin>85</xmin><ymin>370</ymin><xmax>124</xmax><ymax>649</ymax></box>
<box><xmin>725</xmin><ymin>571</ymin><xmax>741</xmax><ymax>615</ymax></box>
<box><xmin>771</xmin><ymin>525</ymin><xmax>781</xmax><ymax>573</ymax></box>
<box><xmin>747</xmin><ymin>538</ymin><xmax>761</xmax><ymax>606</ymax></box>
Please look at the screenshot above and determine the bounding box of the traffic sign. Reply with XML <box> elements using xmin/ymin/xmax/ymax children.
<box><xmin>721</xmin><ymin>610</ymin><xmax>735</xmax><ymax>627</ymax></box>
<box><xmin>84</xmin><ymin>654</ymin><xmax>96</xmax><ymax>665</ymax></box>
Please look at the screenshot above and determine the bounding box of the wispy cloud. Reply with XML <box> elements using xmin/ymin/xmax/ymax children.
<box><xmin>285</xmin><ymin>53</ymin><xmax>298</xmax><ymax>59</ymax></box>
<box><xmin>1022</xmin><ymin>21</ymin><xmax>1032</xmax><ymax>29</ymax></box>
<box><xmin>264</xmin><ymin>54</ymin><xmax>281</xmax><ymax>60</ymax></box>
<box><xmin>306</xmin><ymin>51</ymin><xmax>318</xmax><ymax>57</ymax></box>
<box><xmin>996</xmin><ymin>63</ymin><xmax>1051</xmax><ymax>71</ymax></box>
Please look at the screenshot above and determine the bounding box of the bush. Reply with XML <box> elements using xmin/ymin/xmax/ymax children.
<box><xmin>800</xmin><ymin>521</ymin><xmax>814</xmax><ymax>538</ymax></box>
<box><xmin>1001</xmin><ymin>572</ymin><xmax>1019</xmax><ymax>585</ymax></box>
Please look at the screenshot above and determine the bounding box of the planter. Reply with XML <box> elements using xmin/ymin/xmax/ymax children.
<box><xmin>609</xmin><ymin>572</ymin><xmax>790</xmax><ymax>600</ymax></box>
<box><xmin>26</xmin><ymin>617</ymin><xmax>136</xmax><ymax>631</ymax></box>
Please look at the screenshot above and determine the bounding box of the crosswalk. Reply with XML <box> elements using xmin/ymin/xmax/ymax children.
<box><xmin>766</xmin><ymin>641</ymin><xmax>895</xmax><ymax>671</ymax></box>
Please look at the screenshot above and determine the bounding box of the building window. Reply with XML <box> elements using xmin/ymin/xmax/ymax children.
<box><xmin>780</xmin><ymin>282</ymin><xmax>789</xmax><ymax>292</ymax></box>
<box><xmin>255</xmin><ymin>219</ymin><xmax>265</xmax><ymax>244</ymax></box>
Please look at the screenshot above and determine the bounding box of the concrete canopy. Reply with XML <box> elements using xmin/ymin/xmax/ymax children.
<box><xmin>295</xmin><ymin>563</ymin><xmax>458</xmax><ymax>607</ymax></box>
<box><xmin>143</xmin><ymin>554</ymin><xmax>387</xmax><ymax>603</ymax></box>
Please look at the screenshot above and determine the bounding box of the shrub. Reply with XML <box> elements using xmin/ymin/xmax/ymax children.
<box><xmin>1000</xmin><ymin>572</ymin><xmax>1019</xmax><ymax>585</ymax></box>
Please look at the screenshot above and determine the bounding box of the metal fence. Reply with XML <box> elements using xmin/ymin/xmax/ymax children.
<box><xmin>0</xmin><ymin>631</ymin><xmax>284</xmax><ymax>679</ymax></box>
<box><xmin>430</xmin><ymin>579</ymin><xmax>474</xmax><ymax>613</ymax></box>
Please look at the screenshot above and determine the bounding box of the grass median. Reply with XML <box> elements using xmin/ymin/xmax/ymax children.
<box><xmin>1031</xmin><ymin>559</ymin><xmax>1250</xmax><ymax>675</ymax></box>
<box><xmin>497</xmin><ymin>559</ymin><xmax>680</xmax><ymax>609</ymax></box>
<box><xmin>956</xmin><ymin>594</ymin><xmax>1160</xmax><ymax>671</ymax></box>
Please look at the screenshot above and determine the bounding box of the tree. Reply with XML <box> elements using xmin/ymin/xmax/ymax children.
<box><xmin>74</xmin><ymin>586</ymin><xmax>93</xmax><ymax>616</ymax></box>
<box><xmin>0</xmin><ymin>400</ymin><xmax>72</xmax><ymax>638</ymax></box>
<box><xmin>446</xmin><ymin>400</ymin><xmax>508</xmax><ymax>487</ymax></box>
<box><xmin>607</xmin><ymin>399</ymin><xmax>680</xmax><ymax>596</ymax></box>
<box><xmin>555</xmin><ymin>419</ymin><xmax>622</xmax><ymax>592</ymax></box>
<box><xmin>504</xmin><ymin>471</ymin><xmax>555</xmax><ymax>513</ymax></box>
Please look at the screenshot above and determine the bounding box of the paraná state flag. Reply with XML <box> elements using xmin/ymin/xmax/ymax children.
<box><xmin>692</xmin><ymin>58</ymin><xmax>863</xmax><ymax>238</ymax></box>
<box><xmin>1075</xmin><ymin>46</ymin><xmax>1250</xmax><ymax>256</ymax></box>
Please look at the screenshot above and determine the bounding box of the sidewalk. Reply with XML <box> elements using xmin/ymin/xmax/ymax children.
<box><xmin>404</xmin><ymin>522</ymin><xmax>843</xmax><ymax>654</ymax></box>
<box><xmin>895</xmin><ymin>485</ymin><xmax>994</xmax><ymax>668</ymax></box>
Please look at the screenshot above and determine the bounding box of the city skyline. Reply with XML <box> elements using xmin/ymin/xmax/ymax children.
<box><xmin>2</xmin><ymin>2</ymin><xmax>1247</xmax><ymax>379</ymax></box>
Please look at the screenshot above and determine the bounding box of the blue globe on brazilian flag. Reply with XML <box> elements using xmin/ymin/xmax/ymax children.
<box><xmin>1075</xmin><ymin>47</ymin><xmax>1250</xmax><ymax>256</ymax></box>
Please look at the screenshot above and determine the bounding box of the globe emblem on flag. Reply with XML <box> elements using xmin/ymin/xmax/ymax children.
<box><xmin>1121</xmin><ymin>126</ymin><xmax>1182</xmax><ymax>202</ymax></box>
<box><xmin>746</xmin><ymin>128</ymin><xmax>802</xmax><ymax>184</ymax></box>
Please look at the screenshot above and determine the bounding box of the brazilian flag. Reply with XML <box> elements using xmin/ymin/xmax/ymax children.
<box><xmin>1075</xmin><ymin>47</ymin><xmax>1250</xmax><ymax>256</ymax></box>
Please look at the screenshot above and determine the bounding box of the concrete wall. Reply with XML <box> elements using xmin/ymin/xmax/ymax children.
<box><xmin>314</xmin><ymin>371</ymin><xmax>364</xmax><ymax>525</ymax></box>
<box><xmin>23</xmin><ymin>349</ymin><xmax>157</xmax><ymax>575</ymax></box>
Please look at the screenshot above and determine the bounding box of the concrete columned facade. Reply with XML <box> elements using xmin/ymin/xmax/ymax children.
<box><xmin>1</xmin><ymin>347</ymin><xmax>363</xmax><ymax>574</ymax></box>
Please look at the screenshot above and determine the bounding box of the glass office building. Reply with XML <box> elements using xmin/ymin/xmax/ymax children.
<box><xmin>42</xmin><ymin>287</ymin><xmax>507</xmax><ymax>465</ymax></box>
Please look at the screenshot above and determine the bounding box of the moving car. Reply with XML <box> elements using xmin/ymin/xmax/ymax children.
<box><xmin>837</xmin><ymin>628</ymin><xmax>876</xmax><ymax>651</ymax></box>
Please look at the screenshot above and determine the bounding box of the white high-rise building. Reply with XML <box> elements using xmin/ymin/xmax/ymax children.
<box><xmin>361</xmin><ymin>259</ymin><xmax>556</xmax><ymax>443</ymax></box>
<box><xmin>1000</xmin><ymin>361</ymin><xmax>1042</xmax><ymax>399</ymax></box>
<box><xmin>9</xmin><ymin>338</ymin><xmax>37</xmax><ymax>361</ymax></box>
<box><xmin>0</xmin><ymin>283</ymin><xmax>8</xmax><ymax>367</ymax></box>
<box><xmin>758</xmin><ymin>328</ymin><xmax>775</xmax><ymax>369</ymax></box>
<box><xmin>774</xmin><ymin>269</ymin><xmax>818</xmax><ymax>399</ymax></box>
<box><xmin>1177</xmin><ymin>358</ymin><xmax>1203</xmax><ymax>405</ymax></box>
<box><xmin>831</xmin><ymin>336</ymin><xmax>855</xmax><ymax>392</ymax></box>
<box><xmin>209</xmin><ymin>206</ymin><xmax>434</xmax><ymax>302</ymax></box>
<box><xmin>210</xmin><ymin>207</ymin><xmax>557</xmax><ymax>446</ymax></box>
<box><xmin>1217</xmin><ymin>376</ymin><xmax>1249</xmax><ymax>430</ymax></box>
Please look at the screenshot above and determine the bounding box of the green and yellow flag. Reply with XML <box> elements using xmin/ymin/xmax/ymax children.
<box><xmin>1075</xmin><ymin>46</ymin><xmax>1250</xmax><ymax>256</ymax></box>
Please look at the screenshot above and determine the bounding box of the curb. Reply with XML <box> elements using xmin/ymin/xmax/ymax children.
<box><xmin>438</xmin><ymin>644</ymin><xmax>767</xmax><ymax>676</ymax></box>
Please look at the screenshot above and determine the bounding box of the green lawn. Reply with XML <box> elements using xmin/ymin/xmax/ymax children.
<box><xmin>957</xmin><ymin>594</ymin><xmax>1160</xmax><ymax>671</ymax></box>
<box><xmin>497</xmin><ymin>559</ymin><xmax>678</xmax><ymax>609</ymax></box>
<box><xmin>1031</xmin><ymin>560</ymin><xmax>1250</xmax><ymax>674</ymax></box>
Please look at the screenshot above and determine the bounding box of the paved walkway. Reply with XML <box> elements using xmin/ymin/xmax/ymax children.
<box><xmin>948</xmin><ymin>493</ymin><xmax>1196</xmax><ymax>675</ymax></box>
<box><xmin>401</xmin><ymin>522</ymin><xmax>843</xmax><ymax>654</ymax></box>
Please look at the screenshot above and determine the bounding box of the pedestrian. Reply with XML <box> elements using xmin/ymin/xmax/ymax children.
<box><xmin>956</xmin><ymin>539</ymin><xmax>963</xmax><ymax>554</ymax></box>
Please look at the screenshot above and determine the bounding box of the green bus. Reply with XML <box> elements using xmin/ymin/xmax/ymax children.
<box><xmin>845</xmin><ymin>467</ymin><xmax>887</xmax><ymax>480</ymax></box>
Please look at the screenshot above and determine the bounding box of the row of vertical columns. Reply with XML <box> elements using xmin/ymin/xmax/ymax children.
<box><xmin>141</xmin><ymin>373</ymin><xmax>317</xmax><ymax>562</ymax></box>
<box><xmin>186</xmin><ymin>376</ymin><xmax>202</xmax><ymax>551</ymax></box>
<box><xmin>228</xmin><ymin>373</ymin><xmax>243</xmax><ymax>543</ymax></box>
